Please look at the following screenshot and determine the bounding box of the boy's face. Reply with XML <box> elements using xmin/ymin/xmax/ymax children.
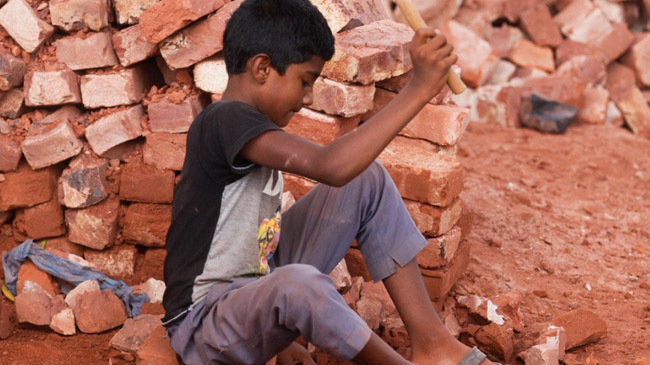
<box><xmin>257</xmin><ymin>56</ymin><xmax>325</xmax><ymax>127</ymax></box>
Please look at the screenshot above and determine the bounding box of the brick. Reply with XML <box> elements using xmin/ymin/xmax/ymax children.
<box><xmin>284</xmin><ymin>108</ymin><xmax>360</xmax><ymax>145</ymax></box>
<box><xmin>311</xmin><ymin>0</ymin><xmax>389</xmax><ymax>33</ymax></box>
<box><xmin>329</xmin><ymin>259</ymin><xmax>352</xmax><ymax>292</ymax></box>
<box><xmin>578</xmin><ymin>87</ymin><xmax>608</xmax><ymax>124</ymax></box>
<box><xmin>17</xmin><ymin>260</ymin><xmax>57</xmax><ymax>298</ymax></box>
<box><xmin>555</xmin><ymin>40</ymin><xmax>600</xmax><ymax>66</ymax></box>
<box><xmin>74</xmin><ymin>289</ymin><xmax>127</xmax><ymax>333</ymax></box>
<box><xmin>0</xmin><ymin>52</ymin><xmax>26</xmax><ymax>91</ymax></box>
<box><xmin>122</xmin><ymin>203</ymin><xmax>171</xmax><ymax>247</ymax></box>
<box><xmin>50</xmin><ymin>307</ymin><xmax>75</xmax><ymax>336</ymax></box>
<box><xmin>508</xmin><ymin>39</ymin><xmax>554</xmax><ymax>73</ymax></box>
<box><xmin>0</xmin><ymin>135</ymin><xmax>21</xmax><ymax>172</ymax></box>
<box><xmin>110</xmin><ymin>314</ymin><xmax>162</xmax><ymax>353</ymax></box>
<box><xmin>45</xmin><ymin>237</ymin><xmax>85</xmax><ymax>257</ymax></box>
<box><xmin>556</xmin><ymin>55</ymin><xmax>606</xmax><ymax>86</ymax></box>
<box><xmin>21</xmin><ymin>120</ymin><xmax>83</xmax><ymax>169</ymax></box>
<box><xmin>139</xmin><ymin>0</ymin><xmax>226</xmax><ymax>44</ymax></box>
<box><xmin>100</xmin><ymin>139</ymin><xmax>141</xmax><ymax>161</ymax></box>
<box><xmin>143</xmin><ymin>133</ymin><xmax>186</xmax><ymax>171</ymax></box>
<box><xmin>622</xmin><ymin>33</ymin><xmax>650</xmax><ymax>87</ymax></box>
<box><xmin>321</xmin><ymin>19</ymin><xmax>414</xmax><ymax>85</ymax></box>
<box><xmin>147</xmin><ymin>94</ymin><xmax>208</xmax><ymax>133</ymax></box>
<box><xmin>85</xmin><ymin>105</ymin><xmax>144</xmax><ymax>155</ymax></box>
<box><xmin>417</xmin><ymin>226</ymin><xmax>462</xmax><ymax>269</ymax></box>
<box><xmin>420</xmin><ymin>238</ymin><xmax>471</xmax><ymax>302</ymax></box>
<box><xmin>594</xmin><ymin>0</ymin><xmax>625</xmax><ymax>24</ymax></box>
<box><xmin>438</xmin><ymin>20</ymin><xmax>500</xmax><ymax>88</ymax></box>
<box><xmin>136</xmin><ymin>325</ymin><xmax>178</xmax><ymax>365</ymax></box>
<box><xmin>378</xmin><ymin>136</ymin><xmax>463</xmax><ymax>206</ymax></box>
<box><xmin>24</xmin><ymin>70</ymin><xmax>81</xmax><ymax>106</ymax></box>
<box><xmin>344</xmin><ymin>248</ymin><xmax>372</xmax><ymax>281</ymax></box>
<box><xmin>159</xmin><ymin>1</ymin><xmax>241</xmax><ymax>70</ymax></box>
<box><xmin>551</xmin><ymin>309</ymin><xmax>607</xmax><ymax>350</ymax></box>
<box><xmin>0</xmin><ymin>88</ymin><xmax>26</xmax><ymax>118</ymax></box>
<box><xmin>55</xmin><ymin>32</ymin><xmax>118</xmax><ymax>70</ymax></box>
<box><xmin>15</xmin><ymin>291</ymin><xmax>52</xmax><ymax>325</ymax></box>
<box><xmin>114</xmin><ymin>0</ymin><xmax>159</xmax><ymax>25</ymax></box>
<box><xmin>489</xmin><ymin>60</ymin><xmax>516</xmax><ymax>85</ymax></box>
<box><xmin>50</xmin><ymin>0</ymin><xmax>111</xmax><ymax>32</ymax></box>
<box><xmin>310</xmin><ymin>77</ymin><xmax>375</xmax><ymax>117</ymax></box>
<box><xmin>520</xmin><ymin>5</ymin><xmax>562</xmax><ymax>47</ymax></box>
<box><xmin>133</xmin><ymin>278</ymin><xmax>165</xmax><ymax>304</ymax></box>
<box><xmin>58</xmin><ymin>153</ymin><xmax>109</xmax><ymax>208</ymax></box>
<box><xmin>607</xmin><ymin>63</ymin><xmax>650</xmax><ymax>137</ymax></box>
<box><xmin>592</xmin><ymin>22</ymin><xmax>635</xmax><ymax>63</ymax></box>
<box><xmin>405</xmin><ymin>197</ymin><xmax>462</xmax><ymax>237</ymax></box>
<box><xmin>0</xmin><ymin>162</ymin><xmax>57</xmax><ymax>211</ymax></box>
<box><xmin>521</xmin><ymin>74</ymin><xmax>586</xmax><ymax>109</ymax></box>
<box><xmin>0</xmin><ymin>0</ymin><xmax>54</xmax><ymax>53</ymax></box>
<box><xmin>282</xmin><ymin>173</ymin><xmax>316</xmax><ymax>200</ymax></box>
<box><xmin>554</xmin><ymin>0</ymin><xmax>595</xmax><ymax>38</ymax></box>
<box><xmin>80</xmin><ymin>66</ymin><xmax>150</xmax><ymax>108</ymax></box>
<box><xmin>606</xmin><ymin>63</ymin><xmax>636</xmax><ymax>102</ymax></box>
<box><xmin>40</xmin><ymin>105</ymin><xmax>82</xmax><ymax>125</ymax></box>
<box><xmin>193</xmin><ymin>55</ymin><xmax>228</xmax><ymax>94</ymax></box>
<box><xmin>22</xmin><ymin>198</ymin><xmax>66</xmax><ymax>239</ymax></box>
<box><xmin>156</xmin><ymin>56</ymin><xmax>192</xmax><ymax>86</ymax></box>
<box><xmin>112</xmin><ymin>24</ymin><xmax>158</xmax><ymax>67</ymax></box>
<box><xmin>119</xmin><ymin>162</ymin><xmax>174</xmax><ymax>203</ymax></box>
<box><xmin>65</xmin><ymin>198</ymin><xmax>119</xmax><ymax>249</ymax></box>
<box><xmin>84</xmin><ymin>246</ymin><xmax>137</xmax><ymax>279</ymax></box>
<box><xmin>487</xmin><ymin>25</ymin><xmax>524</xmax><ymax>59</ymax></box>
<box><xmin>526</xmin><ymin>343</ymin><xmax>559</xmax><ymax>365</ymax></box>
<box><xmin>364</xmin><ymin>88</ymin><xmax>469</xmax><ymax>146</ymax></box>
<box><xmin>65</xmin><ymin>279</ymin><xmax>100</xmax><ymax>308</ymax></box>
<box><xmin>560</xmin><ymin>6</ymin><xmax>613</xmax><ymax>44</ymax></box>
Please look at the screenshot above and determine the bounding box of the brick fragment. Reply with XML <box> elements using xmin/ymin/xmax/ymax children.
<box><xmin>622</xmin><ymin>33</ymin><xmax>650</xmax><ymax>87</ymax></box>
<box><xmin>65</xmin><ymin>279</ymin><xmax>100</xmax><ymax>308</ymax></box>
<box><xmin>119</xmin><ymin>162</ymin><xmax>175</xmax><ymax>203</ymax></box>
<box><xmin>147</xmin><ymin>94</ymin><xmax>207</xmax><ymax>133</ymax></box>
<box><xmin>40</xmin><ymin>105</ymin><xmax>82</xmax><ymax>125</ymax></box>
<box><xmin>405</xmin><ymin>198</ymin><xmax>462</xmax><ymax>237</ymax></box>
<box><xmin>17</xmin><ymin>260</ymin><xmax>57</xmax><ymax>298</ymax></box>
<box><xmin>24</xmin><ymin>70</ymin><xmax>81</xmax><ymax>106</ymax></box>
<box><xmin>85</xmin><ymin>105</ymin><xmax>144</xmax><ymax>155</ymax></box>
<box><xmin>133</xmin><ymin>278</ymin><xmax>165</xmax><ymax>304</ymax></box>
<box><xmin>0</xmin><ymin>162</ymin><xmax>57</xmax><ymax>211</ymax></box>
<box><xmin>556</xmin><ymin>55</ymin><xmax>606</xmax><ymax>86</ymax></box>
<box><xmin>417</xmin><ymin>226</ymin><xmax>462</xmax><ymax>269</ymax></box>
<box><xmin>110</xmin><ymin>314</ymin><xmax>162</xmax><ymax>353</ymax></box>
<box><xmin>489</xmin><ymin>60</ymin><xmax>516</xmax><ymax>85</ymax></box>
<box><xmin>578</xmin><ymin>87</ymin><xmax>608</xmax><ymax>124</ymax></box>
<box><xmin>193</xmin><ymin>55</ymin><xmax>228</xmax><ymax>94</ymax></box>
<box><xmin>80</xmin><ymin>66</ymin><xmax>150</xmax><ymax>108</ymax></box>
<box><xmin>114</xmin><ymin>0</ymin><xmax>159</xmax><ymax>25</ymax></box>
<box><xmin>594</xmin><ymin>0</ymin><xmax>625</xmax><ymax>24</ymax></box>
<box><xmin>606</xmin><ymin>63</ymin><xmax>650</xmax><ymax>137</ymax></box>
<box><xmin>139</xmin><ymin>0</ymin><xmax>226</xmax><ymax>44</ymax></box>
<box><xmin>21</xmin><ymin>121</ymin><xmax>83</xmax><ymax>169</ymax></box>
<box><xmin>0</xmin><ymin>0</ymin><xmax>54</xmax><ymax>53</ymax></box>
<box><xmin>66</xmin><ymin>198</ymin><xmax>119</xmax><ymax>249</ymax></box>
<box><xmin>282</xmin><ymin>173</ymin><xmax>316</xmax><ymax>200</ymax></box>
<box><xmin>310</xmin><ymin>77</ymin><xmax>375</xmax><ymax>117</ymax></box>
<box><xmin>50</xmin><ymin>0</ymin><xmax>111</xmax><ymax>32</ymax></box>
<box><xmin>508</xmin><ymin>39</ymin><xmax>554</xmax><ymax>73</ymax></box>
<box><xmin>466</xmin><ymin>322</ymin><xmax>514</xmax><ymax>362</ymax></box>
<box><xmin>284</xmin><ymin>108</ymin><xmax>360</xmax><ymax>145</ymax></box>
<box><xmin>58</xmin><ymin>153</ymin><xmax>109</xmax><ymax>208</ymax></box>
<box><xmin>49</xmin><ymin>307</ymin><xmax>75</xmax><ymax>335</ymax></box>
<box><xmin>378</xmin><ymin>136</ymin><xmax>463</xmax><ymax>206</ymax></box>
<box><xmin>311</xmin><ymin>0</ymin><xmax>389</xmax><ymax>33</ymax></box>
<box><xmin>143</xmin><ymin>133</ymin><xmax>186</xmax><ymax>171</ymax></box>
<box><xmin>122</xmin><ymin>203</ymin><xmax>171</xmax><ymax>247</ymax></box>
<box><xmin>15</xmin><ymin>291</ymin><xmax>51</xmax><ymax>326</ymax></box>
<box><xmin>0</xmin><ymin>88</ymin><xmax>25</xmax><ymax>118</ymax></box>
<box><xmin>0</xmin><ymin>52</ymin><xmax>26</xmax><ymax>91</ymax></box>
<box><xmin>329</xmin><ymin>259</ymin><xmax>352</xmax><ymax>292</ymax></box>
<box><xmin>487</xmin><ymin>25</ymin><xmax>524</xmax><ymax>59</ymax></box>
<box><xmin>23</xmin><ymin>198</ymin><xmax>66</xmax><ymax>239</ymax></box>
<box><xmin>0</xmin><ymin>135</ymin><xmax>21</xmax><ymax>172</ymax></box>
<box><xmin>159</xmin><ymin>1</ymin><xmax>241</xmax><ymax>70</ymax></box>
<box><xmin>321</xmin><ymin>19</ymin><xmax>413</xmax><ymax>85</ymax></box>
<box><xmin>551</xmin><ymin>309</ymin><xmax>607</xmax><ymax>350</ymax></box>
<box><xmin>438</xmin><ymin>20</ymin><xmax>500</xmax><ymax>88</ymax></box>
<box><xmin>84</xmin><ymin>246</ymin><xmax>137</xmax><ymax>279</ymax></box>
<box><xmin>420</xmin><ymin>238</ymin><xmax>470</xmax><ymax>301</ymax></box>
<box><xmin>55</xmin><ymin>32</ymin><xmax>118</xmax><ymax>70</ymax></box>
<box><xmin>520</xmin><ymin>5</ymin><xmax>562</xmax><ymax>47</ymax></box>
<box><xmin>555</xmin><ymin>40</ymin><xmax>600</xmax><ymax>66</ymax></box>
<box><xmin>554</xmin><ymin>0</ymin><xmax>596</xmax><ymax>38</ymax></box>
<box><xmin>112</xmin><ymin>24</ymin><xmax>158</xmax><ymax>67</ymax></box>
<box><xmin>593</xmin><ymin>22</ymin><xmax>635</xmax><ymax>63</ymax></box>
<box><xmin>73</xmin><ymin>289</ymin><xmax>127</xmax><ymax>333</ymax></box>
<box><xmin>156</xmin><ymin>56</ymin><xmax>192</xmax><ymax>86</ymax></box>
<box><xmin>136</xmin><ymin>325</ymin><xmax>178</xmax><ymax>365</ymax></box>
<box><xmin>45</xmin><ymin>237</ymin><xmax>85</xmax><ymax>257</ymax></box>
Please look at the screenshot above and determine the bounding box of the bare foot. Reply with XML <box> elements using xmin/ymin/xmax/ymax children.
<box><xmin>410</xmin><ymin>338</ymin><xmax>494</xmax><ymax>365</ymax></box>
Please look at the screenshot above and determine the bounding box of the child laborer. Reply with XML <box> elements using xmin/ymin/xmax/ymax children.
<box><xmin>162</xmin><ymin>0</ymin><xmax>493</xmax><ymax>364</ymax></box>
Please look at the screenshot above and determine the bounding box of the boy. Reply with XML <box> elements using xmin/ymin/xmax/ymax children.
<box><xmin>162</xmin><ymin>0</ymin><xmax>493</xmax><ymax>364</ymax></box>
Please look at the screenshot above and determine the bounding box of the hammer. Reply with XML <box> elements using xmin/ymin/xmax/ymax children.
<box><xmin>394</xmin><ymin>0</ymin><xmax>466</xmax><ymax>94</ymax></box>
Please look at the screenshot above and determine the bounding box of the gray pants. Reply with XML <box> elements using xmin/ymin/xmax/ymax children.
<box><xmin>167</xmin><ymin>161</ymin><xmax>427</xmax><ymax>364</ymax></box>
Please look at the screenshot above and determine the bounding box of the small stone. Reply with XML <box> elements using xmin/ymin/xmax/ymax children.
<box><xmin>540</xmin><ymin>259</ymin><xmax>555</xmax><ymax>274</ymax></box>
<box><xmin>533</xmin><ymin>290</ymin><xmax>548</xmax><ymax>298</ymax></box>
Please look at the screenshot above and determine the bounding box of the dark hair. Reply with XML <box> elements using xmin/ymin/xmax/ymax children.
<box><xmin>223</xmin><ymin>0</ymin><xmax>335</xmax><ymax>75</ymax></box>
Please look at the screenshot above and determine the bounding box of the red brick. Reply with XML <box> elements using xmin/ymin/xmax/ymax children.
<box><xmin>521</xmin><ymin>74</ymin><xmax>586</xmax><ymax>109</ymax></box>
<box><xmin>438</xmin><ymin>20</ymin><xmax>500</xmax><ymax>88</ymax></box>
<box><xmin>0</xmin><ymin>162</ymin><xmax>57</xmax><ymax>211</ymax></box>
<box><xmin>55</xmin><ymin>32</ymin><xmax>118</xmax><ymax>70</ymax></box>
<box><xmin>112</xmin><ymin>24</ymin><xmax>158</xmax><ymax>67</ymax></box>
<box><xmin>578</xmin><ymin>87</ymin><xmax>608</xmax><ymax>124</ymax></box>
<box><xmin>282</xmin><ymin>173</ymin><xmax>316</xmax><ymax>200</ymax></box>
<box><xmin>136</xmin><ymin>325</ymin><xmax>178</xmax><ymax>365</ymax></box>
<box><xmin>40</xmin><ymin>105</ymin><xmax>82</xmax><ymax>125</ymax></box>
<box><xmin>311</xmin><ymin>78</ymin><xmax>375</xmax><ymax>117</ymax></box>
<box><xmin>555</xmin><ymin>40</ymin><xmax>601</xmax><ymax>66</ymax></box>
<box><xmin>344</xmin><ymin>248</ymin><xmax>372</xmax><ymax>282</ymax></box>
<box><xmin>417</xmin><ymin>226</ymin><xmax>462</xmax><ymax>269</ymax></box>
<box><xmin>50</xmin><ymin>307</ymin><xmax>75</xmax><ymax>336</ymax></box>
<box><xmin>284</xmin><ymin>108</ymin><xmax>360</xmax><ymax>145</ymax></box>
<box><xmin>22</xmin><ymin>198</ymin><xmax>66</xmax><ymax>239</ymax></box>
<box><xmin>58</xmin><ymin>153</ymin><xmax>109</xmax><ymax>208</ymax></box>
<box><xmin>321</xmin><ymin>19</ymin><xmax>414</xmax><ymax>85</ymax></box>
<box><xmin>122</xmin><ymin>203</ymin><xmax>171</xmax><ymax>247</ymax></box>
<box><xmin>0</xmin><ymin>52</ymin><xmax>26</xmax><ymax>91</ymax></box>
<box><xmin>15</xmin><ymin>291</ymin><xmax>51</xmax><ymax>326</ymax></box>
<box><xmin>44</xmin><ymin>236</ymin><xmax>85</xmax><ymax>257</ymax></box>
<box><xmin>554</xmin><ymin>0</ymin><xmax>596</xmax><ymax>38</ymax></box>
<box><xmin>364</xmin><ymin>88</ymin><xmax>470</xmax><ymax>146</ymax></box>
<box><xmin>0</xmin><ymin>135</ymin><xmax>21</xmax><ymax>172</ymax></box>
<box><xmin>312</xmin><ymin>0</ymin><xmax>389</xmax><ymax>33</ymax></box>
<box><xmin>80</xmin><ymin>66</ymin><xmax>150</xmax><ymax>108</ymax></box>
<box><xmin>405</xmin><ymin>197</ymin><xmax>462</xmax><ymax>237</ymax></box>
<box><xmin>556</xmin><ymin>54</ymin><xmax>606</xmax><ymax>86</ymax></box>
<box><xmin>508</xmin><ymin>39</ymin><xmax>554</xmax><ymax>73</ymax></box>
<box><xmin>74</xmin><ymin>289</ymin><xmax>127</xmax><ymax>333</ymax></box>
<box><xmin>378</xmin><ymin>136</ymin><xmax>463</xmax><ymax>206</ymax></box>
<box><xmin>622</xmin><ymin>33</ymin><xmax>650</xmax><ymax>87</ymax></box>
<box><xmin>50</xmin><ymin>0</ymin><xmax>112</xmax><ymax>32</ymax></box>
<box><xmin>21</xmin><ymin>120</ymin><xmax>83</xmax><ymax>169</ymax></box>
<box><xmin>143</xmin><ymin>133</ymin><xmax>186</xmax><ymax>171</ymax></box>
<box><xmin>17</xmin><ymin>260</ymin><xmax>57</xmax><ymax>298</ymax></box>
<box><xmin>0</xmin><ymin>0</ymin><xmax>54</xmax><ymax>53</ymax></box>
<box><xmin>520</xmin><ymin>5</ymin><xmax>562</xmax><ymax>47</ymax></box>
<box><xmin>136</xmin><ymin>248</ymin><xmax>165</xmax><ymax>281</ymax></box>
<box><xmin>24</xmin><ymin>70</ymin><xmax>81</xmax><ymax>106</ymax></box>
<box><xmin>85</xmin><ymin>105</ymin><xmax>144</xmax><ymax>155</ymax></box>
<box><xmin>592</xmin><ymin>22</ymin><xmax>635</xmax><ymax>63</ymax></box>
<box><xmin>65</xmin><ymin>279</ymin><xmax>100</xmax><ymax>309</ymax></box>
<box><xmin>606</xmin><ymin>63</ymin><xmax>636</xmax><ymax>102</ymax></box>
<box><xmin>487</xmin><ymin>24</ymin><xmax>524</xmax><ymax>59</ymax></box>
<box><xmin>489</xmin><ymin>60</ymin><xmax>516</xmax><ymax>85</ymax></box>
<box><xmin>551</xmin><ymin>309</ymin><xmax>607</xmax><ymax>350</ymax></box>
<box><xmin>65</xmin><ymin>198</ymin><xmax>119</xmax><ymax>249</ymax></box>
<box><xmin>420</xmin><ymin>238</ymin><xmax>471</xmax><ymax>302</ymax></box>
<box><xmin>526</xmin><ymin>343</ymin><xmax>559</xmax><ymax>365</ymax></box>
<box><xmin>0</xmin><ymin>88</ymin><xmax>26</xmax><ymax>118</ymax></box>
<box><xmin>139</xmin><ymin>0</ymin><xmax>225</xmax><ymax>44</ymax></box>
<box><xmin>119</xmin><ymin>162</ymin><xmax>174</xmax><ymax>203</ymax></box>
<box><xmin>156</xmin><ymin>56</ymin><xmax>192</xmax><ymax>86</ymax></box>
<box><xmin>193</xmin><ymin>55</ymin><xmax>227</xmax><ymax>94</ymax></box>
<box><xmin>594</xmin><ymin>0</ymin><xmax>625</xmax><ymax>23</ymax></box>
<box><xmin>84</xmin><ymin>246</ymin><xmax>137</xmax><ymax>279</ymax></box>
<box><xmin>114</xmin><ymin>0</ymin><xmax>159</xmax><ymax>25</ymax></box>
<box><xmin>147</xmin><ymin>94</ymin><xmax>208</xmax><ymax>133</ymax></box>
<box><xmin>110</xmin><ymin>314</ymin><xmax>162</xmax><ymax>353</ymax></box>
<box><xmin>607</xmin><ymin>63</ymin><xmax>650</xmax><ymax>137</ymax></box>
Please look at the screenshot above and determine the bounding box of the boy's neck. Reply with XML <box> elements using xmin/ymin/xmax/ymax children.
<box><xmin>221</xmin><ymin>75</ymin><xmax>258</xmax><ymax>109</ymax></box>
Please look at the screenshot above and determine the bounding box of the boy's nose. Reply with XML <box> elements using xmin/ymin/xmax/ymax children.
<box><xmin>302</xmin><ymin>88</ymin><xmax>313</xmax><ymax>106</ymax></box>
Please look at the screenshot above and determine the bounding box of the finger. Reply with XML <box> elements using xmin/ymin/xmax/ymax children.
<box><xmin>413</xmin><ymin>27</ymin><xmax>437</xmax><ymax>44</ymax></box>
<box><xmin>425</xmin><ymin>34</ymin><xmax>447</xmax><ymax>49</ymax></box>
<box><xmin>441</xmin><ymin>53</ymin><xmax>459</xmax><ymax>68</ymax></box>
<box><xmin>429</xmin><ymin>44</ymin><xmax>454</xmax><ymax>61</ymax></box>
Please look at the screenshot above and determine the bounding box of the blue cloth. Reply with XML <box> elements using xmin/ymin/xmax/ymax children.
<box><xmin>2</xmin><ymin>240</ymin><xmax>146</xmax><ymax>317</ymax></box>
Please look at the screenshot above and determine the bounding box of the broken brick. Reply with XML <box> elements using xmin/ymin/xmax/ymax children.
<box><xmin>84</xmin><ymin>246</ymin><xmax>137</xmax><ymax>279</ymax></box>
<box><xmin>311</xmin><ymin>77</ymin><xmax>375</xmax><ymax>117</ymax></box>
<box><xmin>487</xmin><ymin>24</ymin><xmax>524</xmax><ymax>59</ymax></box>
<box><xmin>314</xmin><ymin>0</ymin><xmax>389</xmax><ymax>33</ymax></box>
<box><xmin>65</xmin><ymin>198</ymin><xmax>119</xmax><ymax>250</ymax></box>
<box><xmin>593</xmin><ymin>22</ymin><xmax>635</xmax><ymax>63</ymax></box>
<box><xmin>555</xmin><ymin>40</ymin><xmax>600</xmax><ymax>66</ymax></box>
<box><xmin>193</xmin><ymin>55</ymin><xmax>228</xmax><ymax>94</ymax></box>
<box><xmin>110</xmin><ymin>314</ymin><xmax>162</xmax><ymax>353</ymax></box>
<box><xmin>112</xmin><ymin>24</ymin><xmax>158</xmax><ymax>67</ymax></box>
<box><xmin>22</xmin><ymin>198</ymin><xmax>66</xmax><ymax>239</ymax></box>
<box><xmin>344</xmin><ymin>248</ymin><xmax>372</xmax><ymax>282</ymax></box>
<box><xmin>143</xmin><ymin>133</ymin><xmax>186</xmax><ymax>171</ymax></box>
<box><xmin>24</xmin><ymin>70</ymin><xmax>82</xmax><ymax>106</ymax></box>
<box><xmin>622</xmin><ymin>33</ymin><xmax>650</xmax><ymax>87</ymax></box>
<box><xmin>0</xmin><ymin>135</ymin><xmax>21</xmax><ymax>172</ymax></box>
<box><xmin>40</xmin><ymin>105</ymin><xmax>82</xmax><ymax>125</ymax></box>
<box><xmin>0</xmin><ymin>52</ymin><xmax>26</xmax><ymax>91</ymax></box>
<box><xmin>420</xmin><ymin>239</ymin><xmax>471</xmax><ymax>302</ymax></box>
<box><xmin>65</xmin><ymin>279</ymin><xmax>100</xmax><ymax>309</ymax></box>
<box><xmin>49</xmin><ymin>307</ymin><xmax>75</xmax><ymax>336</ymax></box>
<box><xmin>329</xmin><ymin>259</ymin><xmax>352</xmax><ymax>292</ymax></box>
<box><xmin>519</xmin><ymin>4</ymin><xmax>562</xmax><ymax>47</ymax></box>
<box><xmin>282</xmin><ymin>173</ymin><xmax>316</xmax><ymax>200</ymax></box>
<box><xmin>17</xmin><ymin>260</ymin><xmax>57</xmax><ymax>298</ymax></box>
<box><xmin>74</xmin><ymin>289</ymin><xmax>127</xmax><ymax>333</ymax></box>
<box><xmin>122</xmin><ymin>203</ymin><xmax>171</xmax><ymax>247</ymax></box>
<box><xmin>139</xmin><ymin>0</ymin><xmax>226</xmax><ymax>44</ymax></box>
<box><xmin>417</xmin><ymin>226</ymin><xmax>462</xmax><ymax>269</ymax></box>
<box><xmin>578</xmin><ymin>87</ymin><xmax>609</xmax><ymax>124</ymax></box>
<box><xmin>15</xmin><ymin>291</ymin><xmax>52</xmax><ymax>326</ymax></box>
<box><xmin>119</xmin><ymin>162</ymin><xmax>175</xmax><ymax>203</ymax></box>
<box><xmin>405</xmin><ymin>198</ymin><xmax>462</xmax><ymax>237</ymax></box>
<box><xmin>508</xmin><ymin>39</ymin><xmax>554</xmax><ymax>73</ymax></box>
<box><xmin>0</xmin><ymin>88</ymin><xmax>26</xmax><ymax>118</ymax></box>
<box><xmin>606</xmin><ymin>63</ymin><xmax>650</xmax><ymax>137</ymax></box>
<box><xmin>0</xmin><ymin>162</ymin><xmax>57</xmax><ymax>211</ymax></box>
<box><xmin>50</xmin><ymin>0</ymin><xmax>112</xmax><ymax>32</ymax></box>
<box><xmin>55</xmin><ymin>32</ymin><xmax>118</xmax><ymax>70</ymax></box>
<box><xmin>147</xmin><ymin>94</ymin><xmax>208</xmax><ymax>133</ymax></box>
<box><xmin>556</xmin><ymin>54</ymin><xmax>606</xmax><ymax>86</ymax></box>
<box><xmin>114</xmin><ymin>0</ymin><xmax>159</xmax><ymax>25</ymax></box>
<box><xmin>489</xmin><ymin>60</ymin><xmax>516</xmax><ymax>85</ymax></box>
<box><xmin>284</xmin><ymin>108</ymin><xmax>360</xmax><ymax>145</ymax></box>
<box><xmin>80</xmin><ymin>66</ymin><xmax>151</xmax><ymax>108</ymax></box>
<box><xmin>0</xmin><ymin>0</ymin><xmax>54</xmax><ymax>53</ymax></box>
<box><xmin>551</xmin><ymin>309</ymin><xmax>607</xmax><ymax>350</ymax></box>
<box><xmin>85</xmin><ymin>105</ymin><xmax>144</xmax><ymax>155</ymax></box>
<box><xmin>136</xmin><ymin>325</ymin><xmax>178</xmax><ymax>365</ymax></box>
<box><xmin>21</xmin><ymin>121</ymin><xmax>84</xmax><ymax>169</ymax></box>
<box><xmin>156</xmin><ymin>56</ymin><xmax>192</xmax><ymax>86</ymax></box>
<box><xmin>58</xmin><ymin>153</ymin><xmax>109</xmax><ymax>209</ymax></box>
<box><xmin>45</xmin><ymin>237</ymin><xmax>85</xmax><ymax>258</ymax></box>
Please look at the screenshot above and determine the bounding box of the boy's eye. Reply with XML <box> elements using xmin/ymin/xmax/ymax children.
<box><xmin>302</xmin><ymin>80</ymin><xmax>311</xmax><ymax>87</ymax></box>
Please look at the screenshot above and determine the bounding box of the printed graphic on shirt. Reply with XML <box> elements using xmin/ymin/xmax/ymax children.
<box><xmin>257</xmin><ymin>207</ymin><xmax>281</xmax><ymax>274</ymax></box>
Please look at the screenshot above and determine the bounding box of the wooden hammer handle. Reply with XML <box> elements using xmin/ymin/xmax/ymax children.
<box><xmin>394</xmin><ymin>0</ymin><xmax>466</xmax><ymax>94</ymax></box>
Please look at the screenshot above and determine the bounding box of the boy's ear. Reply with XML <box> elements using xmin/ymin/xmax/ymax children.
<box><xmin>248</xmin><ymin>53</ymin><xmax>273</xmax><ymax>84</ymax></box>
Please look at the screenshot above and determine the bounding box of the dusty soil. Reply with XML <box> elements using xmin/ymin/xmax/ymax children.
<box><xmin>0</xmin><ymin>122</ymin><xmax>649</xmax><ymax>363</ymax></box>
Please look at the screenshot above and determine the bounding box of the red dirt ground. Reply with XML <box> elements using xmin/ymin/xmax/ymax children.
<box><xmin>0</xmin><ymin>122</ymin><xmax>649</xmax><ymax>364</ymax></box>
